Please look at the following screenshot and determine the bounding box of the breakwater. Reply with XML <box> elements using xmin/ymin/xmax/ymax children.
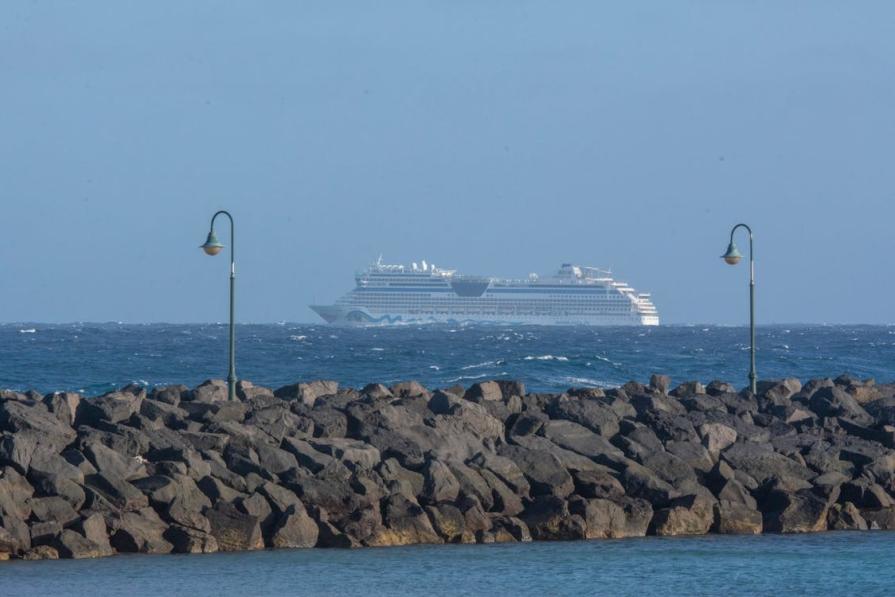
<box><xmin>1</xmin><ymin>375</ymin><xmax>894</xmax><ymax>560</ymax></box>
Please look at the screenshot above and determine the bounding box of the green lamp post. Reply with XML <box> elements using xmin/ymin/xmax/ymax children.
<box><xmin>200</xmin><ymin>210</ymin><xmax>236</xmax><ymax>401</ymax></box>
<box><xmin>721</xmin><ymin>223</ymin><xmax>757</xmax><ymax>394</ymax></box>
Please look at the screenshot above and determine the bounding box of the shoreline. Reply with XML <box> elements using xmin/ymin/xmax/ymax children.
<box><xmin>2</xmin><ymin>374</ymin><xmax>894</xmax><ymax>561</ymax></box>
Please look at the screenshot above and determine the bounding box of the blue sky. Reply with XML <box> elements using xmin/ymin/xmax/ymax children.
<box><xmin>1</xmin><ymin>2</ymin><xmax>893</xmax><ymax>324</ymax></box>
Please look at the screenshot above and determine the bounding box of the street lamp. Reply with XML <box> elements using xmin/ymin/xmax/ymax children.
<box><xmin>200</xmin><ymin>210</ymin><xmax>236</xmax><ymax>401</ymax></box>
<box><xmin>721</xmin><ymin>223</ymin><xmax>756</xmax><ymax>394</ymax></box>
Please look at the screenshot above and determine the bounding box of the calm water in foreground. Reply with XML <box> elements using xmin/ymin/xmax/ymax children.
<box><xmin>1</xmin><ymin>533</ymin><xmax>893</xmax><ymax>596</ymax></box>
<box><xmin>2</xmin><ymin>324</ymin><xmax>895</xmax><ymax>394</ymax></box>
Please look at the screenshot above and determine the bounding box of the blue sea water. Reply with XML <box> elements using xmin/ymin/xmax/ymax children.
<box><xmin>3</xmin><ymin>324</ymin><xmax>895</xmax><ymax>592</ymax></box>
<box><xmin>1</xmin><ymin>323</ymin><xmax>894</xmax><ymax>395</ymax></box>
<box><xmin>1</xmin><ymin>532</ymin><xmax>894</xmax><ymax>596</ymax></box>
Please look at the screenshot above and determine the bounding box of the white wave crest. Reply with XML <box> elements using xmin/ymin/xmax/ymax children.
<box><xmin>524</xmin><ymin>355</ymin><xmax>569</xmax><ymax>362</ymax></box>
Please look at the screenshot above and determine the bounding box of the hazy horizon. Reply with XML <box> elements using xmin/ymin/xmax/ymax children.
<box><xmin>2</xmin><ymin>2</ymin><xmax>893</xmax><ymax>325</ymax></box>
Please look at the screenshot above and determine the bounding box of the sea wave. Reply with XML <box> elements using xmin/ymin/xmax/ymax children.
<box><xmin>524</xmin><ymin>355</ymin><xmax>569</xmax><ymax>362</ymax></box>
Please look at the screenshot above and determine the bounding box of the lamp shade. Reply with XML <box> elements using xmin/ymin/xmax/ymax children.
<box><xmin>201</xmin><ymin>231</ymin><xmax>224</xmax><ymax>256</ymax></box>
<box><xmin>721</xmin><ymin>242</ymin><xmax>742</xmax><ymax>265</ymax></box>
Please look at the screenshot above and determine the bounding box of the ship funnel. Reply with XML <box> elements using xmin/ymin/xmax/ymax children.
<box><xmin>421</xmin><ymin>260</ymin><xmax>428</xmax><ymax>271</ymax></box>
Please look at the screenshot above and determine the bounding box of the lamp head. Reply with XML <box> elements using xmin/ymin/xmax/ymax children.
<box><xmin>201</xmin><ymin>231</ymin><xmax>224</xmax><ymax>256</ymax></box>
<box><xmin>721</xmin><ymin>242</ymin><xmax>742</xmax><ymax>265</ymax></box>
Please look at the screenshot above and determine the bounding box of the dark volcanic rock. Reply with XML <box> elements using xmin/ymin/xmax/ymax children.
<box><xmin>3</xmin><ymin>374</ymin><xmax>895</xmax><ymax>561</ymax></box>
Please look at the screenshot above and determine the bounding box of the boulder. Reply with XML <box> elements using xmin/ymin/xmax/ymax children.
<box><xmin>426</xmin><ymin>503</ymin><xmax>468</xmax><ymax>543</ymax></box>
<box><xmin>762</xmin><ymin>489</ymin><xmax>830</xmax><ymax>533</ymax></box>
<box><xmin>464</xmin><ymin>382</ymin><xmax>503</xmax><ymax>402</ymax></box>
<box><xmin>54</xmin><ymin>529</ymin><xmax>108</xmax><ymax>559</ymax></box>
<box><xmin>421</xmin><ymin>459</ymin><xmax>461</xmax><ymax>504</ymax></box>
<box><xmin>187</xmin><ymin>380</ymin><xmax>230</xmax><ymax>403</ymax></box>
<box><xmin>520</xmin><ymin>496</ymin><xmax>587</xmax><ymax>541</ymax></box>
<box><xmin>650</xmin><ymin>494</ymin><xmax>714</xmax><ymax>536</ymax></box>
<box><xmin>78</xmin><ymin>392</ymin><xmax>142</xmax><ymax>425</ymax></box>
<box><xmin>21</xmin><ymin>545</ymin><xmax>59</xmax><ymax>560</ymax></box>
<box><xmin>368</xmin><ymin>494</ymin><xmax>442</xmax><ymax>546</ymax></box>
<box><xmin>164</xmin><ymin>525</ymin><xmax>219</xmax><ymax>553</ymax></box>
<box><xmin>274</xmin><ymin>381</ymin><xmax>339</xmax><ymax>406</ymax></box>
<box><xmin>206</xmin><ymin>502</ymin><xmax>265</xmax><ymax>551</ymax></box>
<box><xmin>29</xmin><ymin>496</ymin><xmax>80</xmax><ymax>527</ymax></box>
<box><xmin>111</xmin><ymin>507</ymin><xmax>174</xmax><ymax>554</ymax></box>
<box><xmin>497</xmin><ymin>445</ymin><xmax>574</xmax><ymax>498</ymax></box>
<box><xmin>270</xmin><ymin>504</ymin><xmax>319</xmax><ymax>548</ymax></box>
<box><xmin>713</xmin><ymin>501</ymin><xmax>763</xmax><ymax>534</ymax></box>
<box><xmin>828</xmin><ymin>502</ymin><xmax>868</xmax><ymax>530</ymax></box>
<box><xmin>575</xmin><ymin>498</ymin><xmax>628</xmax><ymax>539</ymax></box>
<box><xmin>699</xmin><ymin>423</ymin><xmax>737</xmax><ymax>455</ymax></box>
<box><xmin>548</xmin><ymin>397</ymin><xmax>620</xmax><ymax>437</ymax></box>
<box><xmin>808</xmin><ymin>387</ymin><xmax>872</xmax><ymax>425</ymax></box>
<box><xmin>541</xmin><ymin>420</ymin><xmax>625</xmax><ymax>464</ymax></box>
<box><xmin>0</xmin><ymin>400</ymin><xmax>76</xmax><ymax>453</ymax></box>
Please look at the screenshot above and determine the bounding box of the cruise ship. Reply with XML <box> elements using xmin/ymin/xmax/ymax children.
<box><xmin>309</xmin><ymin>258</ymin><xmax>659</xmax><ymax>326</ymax></box>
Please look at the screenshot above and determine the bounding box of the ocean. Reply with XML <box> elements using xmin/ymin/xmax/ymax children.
<box><xmin>1</xmin><ymin>532</ymin><xmax>893</xmax><ymax>596</ymax></box>
<box><xmin>2</xmin><ymin>323</ymin><xmax>894</xmax><ymax>395</ymax></box>
<box><xmin>3</xmin><ymin>323</ymin><xmax>895</xmax><ymax>594</ymax></box>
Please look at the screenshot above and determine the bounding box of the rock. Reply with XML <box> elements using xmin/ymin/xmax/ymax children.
<box><xmin>497</xmin><ymin>445</ymin><xmax>574</xmax><ymax>498</ymax></box>
<box><xmin>206</xmin><ymin>502</ymin><xmax>265</xmax><ymax>551</ymax></box>
<box><xmin>721</xmin><ymin>442</ymin><xmax>814</xmax><ymax>485</ymax></box>
<box><xmin>620</xmin><ymin>461</ymin><xmax>679</xmax><ymax>505</ymax></box>
<box><xmin>464</xmin><ymin>381</ymin><xmax>503</xmax><ymax>402</ymax></box>
<box><xmin>808</xmin><ymin>387</ymin><xmax>873</xmax><ymax>425</ymax></box>
<box><xmin>83</xmin><ymin>472</ymin><xmax>149</xmax><ymax>512</ymax></box>
<box><xmin>77</xmin><ymin>512</ymin><xmax>114</xmax><ymax>556</ymax></box>
<box><xmin>670</xmin><ymin>381</ymin><xmax>706</xmax><ymax>397</ymax></box>
<box><xmin>699</xmin><ymin>423</ymin><xmax>737</xmax><ymax>455</ymax></box>
<box><xmin>0</xmin><ymin>526</ymin><xmax>22</xmax><ymax>557</ymax></box>
<box><xmin>762</xmin><ymin>489</ymin><xmax>830</xmax><ymax>533</ymax></box>
<box><xmin>164</xmin><ymin>525</ymin><xmax>219</xmax><ymax>553</ymax></box>
<box><xmin>186</xmin><ymin>380</ymin><xmax>230</xmax><ymax>403</ymax></box>
<box><xmin>84</xmin><ymin>441</ymin><xmax>146</xmax><ymax>481</ymax></box>
<box><xmin>426</xmin><ymin>503</ymin><xmax>467</xmax><ymax>543</ymax></box>
<box><xmin>0</xmin><ymin>400</ymin><xmax>77</xmax><ymax>452</ymax></box>
<box><xmin>861</xmin><ymin>507</ymin><xmax>895</xmax><ymax>530</ymax></box>
<box><xmin>713</xmin><ymin>501</ymin><xmax>763</xmax><ymax>534</ymax></box>
<box><xmin>54</xmin><ymin>529</ymin><xmax>108</xmax><ymax>559</ymax></box>
<box><xmin>30</xmin><ymin>520</ymin><xmax>62</xmax><ymax>545</ymax></box>
<box><xmin>270</xmin><ymin>504</ymin><xmax>319</xmax><ymax>548</ymax></box>
<box><xmin>575</xmin><ymin>498</ymin><xmax>628</xmax><ymax>539</ymax></box>
<box><xmin>361</xmin><ymin>383</ymin><xmax>393</xmax><ymax>400</ymax></box>
<box><xmin>541</xmin><ymin>420</ymin><xmax>625</xmax><ymax>464</ymax></box>
<box><xmin>29</xmin><ymin>496</ymin><xmax>80</xmax><ymax>527</ymax></box>
<box><xmin>490</xmin><ymin>515</ymin><xmax>531</xmax><ymax>542</ymax></box>
<box><xmin>390</xmin><ymin>381</ymin><xmax>430</xmax><ymax>399</ymax></box>
<box><xmin>111</xmin><ymin>508</ymin><xmax>173</xmax><ymax>554</ymax></box>
<box><xmin>649</xmin><ymin>374</ymin><xmax>671</xmax><ymax>394</ymax></box>
<box><xmin>521</xmin><ymin>496</ymin><xmax>587</xmax><ymax>541</ymax></box>
<box><xmin>650</xmin><ymin>494</ymin><xmax>714</xmax><ymax>536</ymax></box>
<box><xmin>21</xmin><ymin>545</ymin><xmax>59</xmax><ymax>560</ymax></box>
<box><xmin>309</xmin><ymin>438</ymin><xmax>381</xmax><ymax>470</ymax></box>
<box><xmin>43</xmin><ymin>392</ymin><xmax>81</xmax><ymax>426</ymax></box>
<box><xmin>368</xmin><ymin>494</ymin><xmax>442</xmax><ymax>546</ymax></box>
<box><xmin>274</xmin><ymin>381</ymin><xmax>339</xmax><ymax>406</ymax></box>
<box><xmin>149</xmin><ymin>385</ymin><xmax>188</xmax><ymax>405</ymax></box>
<box><xmin>828</xmin><ymin>502</ymin><xmax>868</xmax><ymax>530</ymax></box>
<box><xmin>421</xmin><ymin>459</ymin><xmax>461</xmax><ymax>504</ymax></box>
<box><xmin>548</xmin><ymin>397</ymin><xmax>620</xmax><ymax>437</ymax></box>
<box><xmin>78</xmin><ymin>392</ymin><xmax>143</xmax><ymax>425</ymax></box>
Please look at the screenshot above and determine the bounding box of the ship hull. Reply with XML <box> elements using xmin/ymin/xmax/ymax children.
<box><xmin>309</xmin><ymin>305</ymin><xmax>658</xmax><ymax>327</ymax></box>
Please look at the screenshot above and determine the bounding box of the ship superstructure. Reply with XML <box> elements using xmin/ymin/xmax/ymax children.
<box><xmin>310</xmin><ymin>258</ymin><xmax>659</xmax><ymax>326</ymax></box>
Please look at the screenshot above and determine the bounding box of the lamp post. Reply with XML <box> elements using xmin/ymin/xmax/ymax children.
<box><xmin>200</xmin><ymin>210</ymin><xmax>236</xmax><ymax>401</ymax></box>
<box><xmin>721</xmin><ymin>223</ymin><xmax>756</xmax><ymax>394</ymax></box>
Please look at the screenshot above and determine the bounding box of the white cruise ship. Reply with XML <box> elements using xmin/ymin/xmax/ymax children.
<box><xmin>310</xmin><ymin>258</ymin><xmax>659</xmax><ymax>326</ymax></box>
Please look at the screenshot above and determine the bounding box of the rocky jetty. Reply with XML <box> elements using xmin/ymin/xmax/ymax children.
<box><xmin>2</xmin><ymin>374</ymin><xmax>895</xmax><ymax>561</ymax></box>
